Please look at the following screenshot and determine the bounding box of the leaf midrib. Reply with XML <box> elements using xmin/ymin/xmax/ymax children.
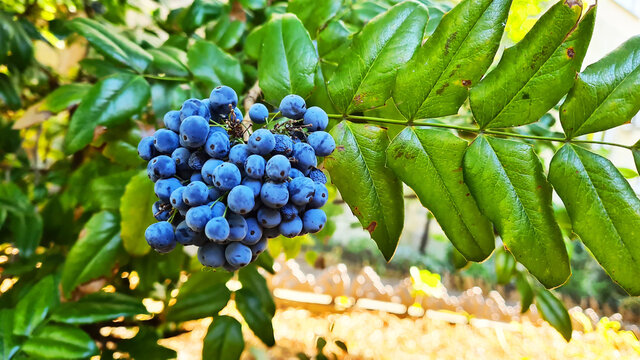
<box><xmin>73</xmin><ymin>225</ymin><xmax>120</xmax><ymax>289</ymax></box>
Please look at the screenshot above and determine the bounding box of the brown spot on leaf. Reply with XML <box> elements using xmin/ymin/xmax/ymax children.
<box><xmin>336</xmin><ymin>145</ymin><xmax>345</xmax><ymax>151</ymax></box>
<box><xmin>353</xmin><ymin>206</ymin><xmax>361</xmax><ymax>216</ymax></box>
<box><xmin>354</xmin><ymin>94</ymin><xmax>365</xmax><ymax>105</ymax></box>
<box><xmin>567</xmin><ymin>47</ymin><xmax>575</xmax><ymax>59</ymax></box>
<box><xmin>466</xmin><ymin>193</ymin><xmax>470</xmax><ymax>197</ymax></box>
<box><xmin>365</xmin><ymin>221</ymin><xmax>377</xmax><ymax>234</ymax></box>
<box><xmin>444</xmin><ymin>32</ymin><xmax>458</xmax><ymax>56</ymax></box>
<box><xmin>536</xmin><ymin>185</ymin><xmax>542</xmax><ymax>190</ymax></box>
<box><xmin>436</xmin><ymin>83</ymin><xmax>450</xmax><ymax>95</ymax></box>
<box><xmin>462</xmin><ymin>79</ymin><xmax>472</xmax><ymax>87</ymax></box>
<box><xmin>452</xmin><ymin>167</ymin><xmax>463</xmax><ymax>173</ymax></box>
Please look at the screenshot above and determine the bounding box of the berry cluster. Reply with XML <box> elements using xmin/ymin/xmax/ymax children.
<box><xmin>138</xmin><ymin>86</ymin><xmax>335</xmax><ymax>271</ymax></box>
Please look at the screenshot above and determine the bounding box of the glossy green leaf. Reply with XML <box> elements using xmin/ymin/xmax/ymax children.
<box><xmin>470</xmin><ymin>1</ymin><xmax>593</xmax><ymax>129</ymax></box>
<box><xmin>118</xmin><ymin>327</ymin><xmax>177</xmax><ymax>360</ymax></box>
<box><xmin>257</xmin><ymin>14</ymin><xmax>318</xmax><ymax>105</ymax></box>
<box><xmin>0</xmin><ymin>73</ymin><xmax>20</xmax><ymax>110</ymax></box>
<box><xmin>0</xmin><ymin>182</ymin><xmax>42</xmax><ymax>258</ymax></box>
<box><xmin>147</xmin><ymin>48</ymin><xmax>190</xmax><ymax>78</ymax></box>
<box><xmin>0</xmin><ymin>309</ymin><xmax>19</xmax><ymax>360</ymax></box>
<box><xmin>79</xmin><ymin>58</ymin><xmax>132</xmax><ymax>78</ymax></box>
<box><xmin>150</xmin><ymin>81</ymin><xmax>189</xmax><ymax>121</ymax></box>
<box><xmin>103</xmin><ymin>141</ymin><xmax>141</xmax><ymax>167</ymax></box>
<box><xmin>535</xmin><ymin>288</ymin><xmax>572</xmax><ymax>341</ymax></box>
<box><xmin>60</xmin><ymin>211</ymin><xmax>122</xmax><ymax>297</ymax></box>
<box><xmin>287</xmin><ymin>0</ymin><xmax>342</xmax><ymax>37</ymax></box>
<box><xmin>166</xmin><ymin>271</ymin><xmax>232</xmax><ymax>322</ymax></box>
<box><xmin>317</xmin><ymin>20</ymin><xmax>354</xmax><ymax>58</ymax></box>
<box><xmin>187</xmin><ymin>40</ymin><xmax>244</xmax><ymax>94</ymax></box>
<box><xmin>206</xmin><ymin>17</ymin><xmax>245</xmax><ymax>50</ymax></box>
<box><xmin>386</xmin><ymin>128</ymin><xmax>494</xmax><ymax>261</ymax></box>
<box><xmin>325</xmin><ymin>122</ymin><xmax>404</xmax><ymax>261</ymax></box>
<box><xmin>327</xmin><ymin>1</ymin><xmax>429</xmax><ymax>114</ymax></box>
<box><xmin>41</xmin><ymin>83</ymin><xmax>92</xmax><ymax>113</ymax></box>
<box><xmin>235</xmin><ymin>288</ymin><xmax>275</xmax><ymax>347</ymax></box>
<box><xmin>516</xmin><ymin>273</ymin><xmax>534</xmax><ymax>313</ymax></box>
<box><xmin>68</xmin><ymin>18</ymin><xmax>152</xmax><ymax>72</ymax></box>
<box><xmin>548</xmin><ymin>144</ymin><xmax>640</xmax><ymax>295</ymax></box>
<box><xmin>495</xmin><ymin>248</ymin><xmax>516</xmax><ymax>284</ymax></box>
<box><xmin>463</xmin><ymin>135</ymin><xmax>570</xmax><ymax>288</ymax></box>
<box><xmin>120</xmin><ymin>171</ymin><xmax>156</xmax><ymax>256</ymax></box>
<box><xmin>238</xmin><ymin>265</ymin><xmax>275</xmax><ymax>316</ymax></box>
<box><xmin>21</xmin><ymin>324</ymin><xmax>99</xmax><ymax>359</ymax></box>
<box><xmin>239</xmin><ymin>0</ymin><xmax>266</xmax><ymax>10</ymax></box>
<box><xmin>394</xmin><ymin>0</ymin><xmax>511</xmax><ymax>120</ymax></box>
<box><xmin>13</xmin><ymin>275</ymin><xmax>59</xmax><ymax>336</ymax></box>
<box><xmin>50</xmin><ymin>291</ymin><xmax>148</xmax><ymax>324</ymax></box>
<box><xmin>244</xmin><ymin>25</ymin><xmax>264</xmax><ymax>60</ymax></box>
<box><xmin>633</xmin><ymin>141</ymin><xmax>640</xmax><ymax>175</ymax></box>
<box><xmin>560</xmin><ymin>35</ymin><xmax>640</xmax><ymax>137</ymax></box>
<box><xmin>203</xmin><ymin>316</ymin><xmax>244</xmax><ymax>360</ymax></box>
<box><xmin>90</xmin><ymin>170</ymin><xmax>137</xmax><ymax>211</ymax></box>
<box><xmin>180</xmin><ymin>0</ymin><xmax>224</xmax><ymax>33</ymax></box>
<box><xmin>65</xmin><ymin>73</ymin><xmax>150</xmax><ymax>154</ymax></box>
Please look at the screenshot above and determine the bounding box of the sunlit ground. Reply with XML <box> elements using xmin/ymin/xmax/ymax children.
<box><xmin>160</xmin><ymin>302</ymin><xmax>640</xmax><ymax>360</ymax></box>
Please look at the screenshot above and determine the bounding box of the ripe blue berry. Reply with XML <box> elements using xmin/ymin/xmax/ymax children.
<box><xmin>149</xmin><ymin>155</ymin><xmax>176</xmax><ymax>179</ymax></box>
<box><xmin>188</xmin><ymin>150</ymin><xmax>208</xmax><ymax>171</ymax></box>
<box><xmin>303</xmin><ymin>106</ymin><xmax>328</xmax><ymax>131</ymax></box>
<box><xmin>280</xmin><ymin>203</ymin><xmax>298</xmax><ymax>221</ymax></box>
<box><xmin>212</xmin><ymin>162</ymin><xmax>241</xmax><ymax>191</ymax></box>
<box><xmin>309</xmin><ymin>183</ymin><xmax>328</xmax><ymax>208</ymax></box>
<box><xmin>307</xmin><ymin>131</ymin><xmax>336</xmax><ymax>156</ymax></box>
<box><xmin>175</xmin><ymin>220</ymin><xmax>205</xmax><ymax>246</ymax></box>
<box><xmin>289</xmin><ymin>168</ymin><xmax>305</xmax><ymax>179</ymax></box>
<box><xmin>210</xmin><ymin>201</ymin><xmax>226</xmax><ymax>218</ymax></box>
<box><xmin>245</xmin><ymin>154</ymin><xmax>266</xmax><ymax>179</ymax></box>
<box><xmin>170</xmin><ymin>187</ymin><xmax>189</xmax><ymax>212</ymax></box>
<box><xmin>251</xmin><ymin>237</ymin><xmax>268</xmax><ymax>258</ymax></box>
<box><xmin>225</xmin><ymin>242</ymin><xmax>252</xmax><ymax>267</ymax></box>
<box><xmin>266</xmin><ymin>155</ymin><xmax>291</xmax><ymax>181</ymax></box>
<box><xmin>190</xmin><ymin>172</ymin><xmax>204</xmax><ymax>182</ymax></box>
<box><xmin>183</xmin><ymin>181</ymin><xmax>209</xmax><ymax>206</ymax></box>
<box><xmin>171</xmin><ymin>147</ymin><xmax>191</xmax><ymax>172</ymax></box>
<box><xmin>279</xmin><ymin>216</ymin><xmax>302</xmax><ymax>238</ymax></box>
<box><xmin>205</xmin><ymin>216</ymin><xmax>230</xmax><ymax>243</ymax></box>
<box><xmin>257</xmin><ymin>207</ymin><xmax>281</xmax><ymax>228</ymax></box>
<box><xmin>292</xmin><ymin>142</ymin><xmax>317</xmax><ymax>173</ymax></box>
<box><xmin>289</xmin><ymin>177</ymin><xmax>315</xmax><ymax>206</ymax></box>
<box><xmin>227</xmin><ymin>185</ymin><xmax>255</xmax><ymax>215</ymax></box>
<box><xmin>263</xmin><ymin>226</ymin><xmax>281</xmax><ymax>239</ymax></box>
<box><xmin>273</xmin><ymin>134</ymin><xmax>293</xmax><ymax>155</ymax></box>
<box><xmin>138</xmin><ymin>136</ymin><xmax>157</xmax><ymax>161</ymax></box>
<box><xmin>145</xmin><ymin>222</ymin><xmax>176</xmax><ymax>253</ymax></box>
<box><xmin>248</xmin><ymin>129</ymin><xmax>275</xmax><ymax>155</ymax></box>
<box><xmin>209</xmin><ymin>86</ymin><xmax>238</xmax><ymax>116</ymax></box>
<box><xmin>231</xmin><ymin>107</ymin><xmax>243</xmax><ymax>123</ymax></box>
<box><xmin>154</xmin><ymin>129</ymin><xmax>179</xmax><ymax>154</ymax></box>
<box><xmin>205</xmin><ymin>132</ymin><xmax>230</xmax><ymax>159</ymax></box>
<box><xmin>308</xmin><ymin>168</ymin><xmax>327</xmax><ymax>184</ymax></box>
<box><xmin>260</xmin><ymin>181</ymin><xmax>289</xmax><ymax>209</ymax></box>
<box><xmin>201</xmin><ymin>159</ymin><xmax>223</xmax><ymax>185</ymax></box>
<box><xmin>154</xmin><ymin>178</ymin><xmax>182</xmax><ymax>202</ymax></box>
<box><xmin>197</xmin><ymin>242</ymin><xmax>226</xmax><ymax>267</ymax></box>
<box><xmin>164</xmin><ymin>110</ymin><xmax>181</xmax><ymax>132</ymax></box>
<box><xmin>179</xmin><ymin>115</ymin><xmax>209</xmax><ymax>148</ymax></box>
<box><xmin>209</xmin><ymin>187</ymin><xmax>223</xmax><ymax>202</ymax></box>
<box><xmin>227</xmin><ymin>214</ymin><xmax>248</xmax><ymax>241</ymax></box>
<box><xmin>209</xmin><ymin>126</ymin><xmax>230</xmax><ymax>139</ymax></box>
<box><xmin>242</xmin><ymin>218</ymin><xmax>262</xmax><ymax>245</ymax></box>
<box><xmin>249</xmin><ymin>103</ymin><xmax>269</xmax><ymax>124</ymax></box>
<box><xmin>303</xmin><ymin>209</ymin><xmax>327</xmax><ymax>233</ymax></box>
<box><xmin>180</xmin><ymin>98</ymin><xmax>211</xmax><ymax>121</ymax></box>
<box><xmin>186</xmin><ymin>205</ymin><xmax>213</xmax><ymax>232</ymax></box>
<box><xmin>241</xmin><ymin>178</ymin><xmax>262</xmax><ymax>198</ymax></box>
<box><xmin>229</xmin><ymin>144</ymin><xmax>251</xmax><ymax>170</ymax></box>
<box><xmin>279</xmin><ymin>94</ymin><xmax>306</xmax><ymax>119</ymax></box>
<box><xmin>152</xmin><ymin>201</ymin><xmax>171</xmax><ymax>221</ymax></box>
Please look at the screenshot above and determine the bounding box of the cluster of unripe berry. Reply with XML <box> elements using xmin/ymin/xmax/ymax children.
<box><xmin>138</xmin><ymin>85</ymin><xmax>335</xmax><ymax>271</ymax></box>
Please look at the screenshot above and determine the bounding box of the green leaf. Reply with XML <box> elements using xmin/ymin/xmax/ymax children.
<box><xmin>386</xmin><ymin>128</ymin><xmax>494</xmax><ymax>261</ymax></box>
<box><xmin>68</xmin><ymin>18</ymin><xmax>152</xmax><ymax>73</ymax></box>
<box><xmin>327</xmin><ymin>1</ymin><xmax>429</xmax><ymax>114</ymax></box>
<box><xmin>117</xmin><ymin>327</ymin><xmax>176</xmax><ymax>360</ymax></box>
<box><xmin>119</xmin><ymin>171</ymin><xmax>157</xmax><ymax>256</ymax></box>
<box><xmin>469</xmin><ymin>1</ymin><xmax>592</xmax><ymax>129</ymax></box>
<box><xmin>41</xmin><ymin>83</ymin><xmax>92</xmax><ymax>113</ymax></box>
<box><xmin>21</xmin><ymin>324</ymin><xmax>99</xmax><ymax>359</ymax></box>
<box><xmin>166</xmin><ymin>271</ymin><xmax>232</xmax><ymax>322</ymax></box>
<box><xmin>516</xmin><ymin>272</ymin><xmax>534</xmax><ymax>313</ymax></box>
<box><xmin>548</xmin><ymin>144</ymin><xmax>640</xmax><ymax>295</ymax></box>
<box><xmin>180</xmin><ymin>0</ymin><xmax>224</xmax><ymax>33</ymax></box>
<box><xmin>187</xmin><ymin>40</ymin><xmax>244</xmax><ymax>94</ymax></box>
<box><xmin>393</xmin><ymin>0</ymin><xmax>512</xmax><ymax>120</ymax></box>
<box><xmin>535</xmin><ymin>288</ymin><xmax>572</xmax><ymax>341</ymax></box>
<box><xmin>239</xmin><ymin>0</ymin><xmax>266</xmax><ymax>10</ymax></box>
<box><xmin>462</xmin><ymin>135</ymin><xmax>570</xmax><ymax>288</ymax></box>
<box><xmin>494</xmin><ymin>248</ymin><xmax>516</xmax><ymax>284</ymax></box>
<box><xmin>287</xmin><ymin>0</ymin><xmax>343</xmax><ymax>37</ymax></box>
<box><xmin>0</xmin><ymin>309</ymin><xmax>19</xmax><ymax>360</ymax></box>
<box><xmin>0</xmin><ymin>73</ymin><xmax>20</xmax><ymax>110</ymax></box>
<box><xmin>257</xmin><ymin>14</ymin><xmax>318</xmax><ymax>105</ymax></box>
<box><xmin>202</xmin><ymin>316</ymin><xmax>244</xmax><ymax>360</ymax></box>
<box><xmin>244</xmin><ymin>25</ymin><xmax>264</xmax><ymax>60</ymax></box>
<box><xmin>103</xmin><ymin>141</ymin><xmax>141</xmax><ymax>167</ymax></box>
<box><xmin>79</xmin><ymin>58</ymin><xmax>132</xmax><ymax>78</ymax></box>
<box><xmin>560</xmin><ymin>35</ymin><xmax>640</xmax><ymax>138</ymax></box>
<box><xmin>633</xmin><ymin>142</ymin><xmax>640</xmax><ymax>175</ymax></box>
<box><xmin>90</xmin><ymin>170</ymin><xmax>137</xmax><ymax>211</ymax></box>
<box><xmin>65</xmin><ymin>73</ymin><xmax>150</xmax><ymax>154</ymax></box>
<box><xmin>13</xmin><ymin>275</ymin><xmax>59</xmax><ymax>336</ymax></box>
<box><xmin>206</xmin><ymin>17</ymin><xmax>246</xmax><ymax>50</ymax></box>
<box><xmin>238</xmin><ymin>265</ymin><xmax>275</xmax><ymax>316</ymax></box>
<box><xmin>0</xmin><ymin>182</ymin><xmax>42</xmax><ymax>258</ymax></box>
<box><xmin>235</xmin><ymin>289</ymin><xmax>275</xmax><ymax>347</ymax></box>
<box><xmin>325</xmin><ymin>122</ymin><xmax>404</xmax><ymax>261</ymax></box>
<box><xmin>150</xmin><ymin>81</ymin><xmax>189</xmax><ymax>121</ymax></box>
<box><xmin>147</xmin><ymin>48</ymin><xmax>190</xmax><ymax>78</ymax></box>
<box><xmin>50</xmin><ymin>291</ymin><xmax>148</xmax><ymax>324</ymax></box>
<box><xmin>61</xmin><ymin>211</ymin><xmax>122</xmax><ymax>297</ymax></box>
<box><xmin>317</xmin><ymin>20</ymin><xmax>355</xmax><ymax>58</ymax></box>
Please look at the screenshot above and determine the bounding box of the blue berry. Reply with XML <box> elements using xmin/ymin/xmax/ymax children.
<box><xmin>205</xmin><ymin>132</ymin><xmax>230</xmax><ymax>159</ymax></box>
<box><xmin>175</xmin><ymin>220</ymin><xmax>205</xmax><ymax>246</ymax></box>
<box><xmin>279</xmin><ymin>216</ymin><xmax>302</xmax><ymax>238</ymax></box>
<box><xmin>149</xmin><ymin>155</ymin><xmax>176</xmax><ymax>179</ymax></box>
<box><xmin>280</xmin><ymin>203</ymin><xmax>299</xmax><ymax>221</ymax></box>
<box><xmin>303</xmin><ymin>208</ymin><xmax>327</xmax><ymax>233</ymax></box>
<box><xmin>227</xmin><ymin>185</ymin><xmax>255</xmax><ymax>215</ymax></box>
<box><xmin>171</xmin><ymin>147</ymin><xmax>191</xmax><ymax>172</ymax></box>
<box><xmin>257</xmin><ymin>207</ymin><xmax>281</xmax><ymax>228</ymax></box>
<box><xmin>289</xmin><ymin>177</ymin><xmax>315</xmax><ymax>206</ymax></box>
<box><xmin>309</xmin><ymin>182</ymin><xmax>328</xmax><ymax>208</ymax></box>
<box><xmin>241</xmin><ymin>178</ymin><xmax>262</xmax><ymax>198</ymax></box>
<box><xmin>227</xmin><ymin>214</ymin><xmax>248</xmax><ymax>241</ymax></box>
<box><xmin>242</xmin><ymin>218</ymin><xmax>262</xmax><ymax>245</ymax></box>
<box><xmin>260</xmin><ymin>181</ymin><xmax>289</xmax><ymax>209</ymax></box>
<box><xmin>303</xmin><ymin>106</ymin><xmax>328</xmax><ymax>131</ymax></box>
<box><xmin>248</xmin><ymin>129</ymin><xmax>275</xmax><ymax>155</ymax></box>
<box><xmin>138</xmin><ymin>136</ymin><xmax>157</xmax><ymax>161</ymax></box>
<box><xmin>183</xmin><ymin>181</ymin><xmax>209</xmax><ymax>206</ymax></box>
<box><xmin>249</xmin><ymin>103</ymin><xmax>269</xmax><ymax>124</ymax></box>
<box><xmin>145</xmin><ymin>222</ymin><xmax>176</xmax><ymax>253</ymax></box>
<box><xmin>289</xmin><ymin>168</ymin><xmax>305</xmax><ymax>179</ymax></box>
<box><xmin>308</xmin><ymin>168</ymin><xmax>327</xmax><ymax>184</ymax></box>
<box><xmin>181</xmin><ymin>98</ymin><xmax>211</xmax><ymax>121</ymax></box>
<box><xmin>251</xmin><ymin>237</ymin><xmax>268</xmax><ymax>258</ymax></box>
<box><xmin>292</xmin><ymin>143</ymin><xmax>317</xmax><ymax>173</ymax></box>
<box><xmin>273</xmin><ymin>134</ymin><xmax>293</xmax><ymax>155</ymax></box>
<box><xmin>279</xmin><ymin>94</ymin><xmax>306</xmax><ymax>120</ymax></box>
<box><xmin>225</xmin><ymin>242</ymin><xmax>252</xmax><ymax>267</ymax></box>
<box><xmin>197</xmin><ymin>242</ymin><xmax>226</xmax><ymax>267</ymax></box>
<box><xmin>231</xmin><ymin>107</ymin><xmax>243</xmax><ymax>123</ymax></box>
<box><xmin>164</xmin><ymin>110</ymin><xmax>181</xmax><ymax>132</ymax></box>
<box><xmin>210</xmin><ymin>201</ymin><xmax>226</xmax><ymax>217</ymax></box>
<box><xmin>152</xmin><ymin>201</ymin><xmax>171</xmax><ymax>221</ymax></box>
<box><xmin>154</xmin><ymin>178</ymin><xmax>182</xmax><ymax>202</ymax></box>
<box><xmin>229</xmin><ymin>144</ymin><xmax>251</xmax><ymax>169</ymax></box>
<box><xmin>188</xmin><ymin>150</ymin><xmax>208</xmax><ymax>171</ymax></box>
<box><xmin>205</xmin><ymin>216</ymin><xmax>230</xmax><ymax>243</ymax></box>
<box><xmin>170</xmin><ymin>186</ymin><xmax>189</xmax><ymax>212</ymax></box>
<box><xmin>186</xmin><ymin>205</ymin><xmax>213</xmax><ymax>232</ymax></box>
<box><xmin>209</xmin><ymin>187</ymin><xmax>223</xmax><ymax>202</ymax></box>
<box><xmin>245</xmin><ymin>154</ymin><xmax>266</xmax><ymax>179</ymax></box>
<box><xmin>147</xmin><ymin>162</ymin><xmax>160</xmax><ymax>182</ymax></box>
<box><xmin>266</xmin><ymin>155</ymin><xmax>291</xmax><ymax>181</ymax></box>
<box><xmin>209</xmin><ymin>86</ymin><xmax>238</xmax><ymax>116</ymax></box>
<box><xmin>190</xmin><ymin>172</ymin><xmax>204</xmax><ymax>182</ymax></box>
<box><xmin>201</xmin><ymin>159</ymin><xmax>223</xmax><ymax>185</ymax></box>
<box><xmin>179</xmin><ymin>115</ymin><xmax>209</xmax><ymax>148</ymax></box>
<box><xmin>154</xmin><ymin>129</ymin><xmax>179</xmax><ymax>154</ymax></box>
<box><xmin>209</xmin><ymin>126</ymin><xmax>230</xmax><ymax>139</ymax></box>
<box><xmin>307</xmin><ymin>131</ymin><xmax>335</xmax><ymax>156</ymax></box>
<box><xmin>212</xmin><ymin>162</ymin><xmax>241</xmax><ymax>191</ymax></box>
<box><xmin>263</xmin><ymin>226</ymin><xmax>280</xmax><ymax>239</ymax></box>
